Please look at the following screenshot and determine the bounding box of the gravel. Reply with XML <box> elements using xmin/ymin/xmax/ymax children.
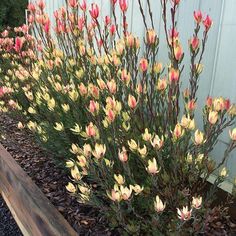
<box><xmin>0</xmin><ymin>196</ymin><xmax>22</xmax><ymax>236</ymax></box>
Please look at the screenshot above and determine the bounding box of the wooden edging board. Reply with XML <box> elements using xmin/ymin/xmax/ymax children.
<box><xmin>0</xmin><ymin>144</ymin><xmax>78</xmax><ymax>236</ymax></box>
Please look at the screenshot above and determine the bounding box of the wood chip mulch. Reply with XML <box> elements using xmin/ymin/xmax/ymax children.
<box><xmin>0</xmin><ymin>113</ymin><xmax>116</xmax><ymax>236</ymax></box>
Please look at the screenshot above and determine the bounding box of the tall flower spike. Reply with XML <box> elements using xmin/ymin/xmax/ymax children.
<box><xmin>119</xmin><ymin>0</ymin><xmax>128</xmax><ymax>12</ymax></box>
<box><xmin>89</xmin><ymin>3</ymin><xmax>99</xmax><ymax>19</ymax></box>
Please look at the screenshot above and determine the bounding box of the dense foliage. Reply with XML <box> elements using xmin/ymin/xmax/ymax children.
<box><xmin>0</xmin><ymin>0</ymin><xmax>27</xmax><ymax>32</ymax></box>
<box><xmin>0</xmin><ymin>0</ymin><xmax>236</xmax><ymax>235</ymax></box>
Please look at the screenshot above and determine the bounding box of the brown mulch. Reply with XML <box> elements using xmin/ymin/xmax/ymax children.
<box><xmin>0</xmin><ymin>113</ymin><xmax>116</xmax><ymax>236</ymax></box>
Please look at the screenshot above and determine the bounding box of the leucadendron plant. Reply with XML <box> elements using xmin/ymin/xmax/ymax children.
<box><xmin>0</xmin><ymin>0</ymin><xmax>236</xmax><ymax>234</ymax></box>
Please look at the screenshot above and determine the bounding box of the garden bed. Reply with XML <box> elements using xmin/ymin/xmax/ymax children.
<box><xmin>0</xmin><ymin>113</ymin><xmax>236</xmax><ymax>235</ymax></box>
<box><xmin>0</xmin><ymin>113</ymin><xmax>116</xmax><ymax>236</ymax></box>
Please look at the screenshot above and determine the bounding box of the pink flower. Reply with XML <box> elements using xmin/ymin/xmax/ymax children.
<box><xmin>177</xmin><ymin>206</ymin><xmax>192</xmax><ymax>221</ymax></box>
<box><xmin>203</xmin><ymin>15</ymin><xmax>213</xmax><ymax>31</ymax></box>
<box><xmin>169</xmin><ymin>68</ymin><xmax>179</xmax><ymax>83</ymax></box>
<box><xmin>190</xmin><ymin>37</ymin><xmax>199</xmax><ymax>51</ymax></box>
<box><xmin>119</xmin><ymin>0</ymin><xmax>128</xmax><ymax>12</ymax></box>
<box><xmin>172</xmin><ymin>0</ymin><xmax>180</xmax><ymax>5</ymax></box>
<box><xmin>28</xmin><ymin>3</ymin><xmax>36</xmax><ymax>12</ymax></box>
<box><xmin>128</xmin><ymin>95</ymin><xmax>137</xmax><ymax>109</ymax></box>
<box><xmin>139</xmin><ymin>58</ymin><xmax>148</xmax><ymax>72</ymax></box>
<box><xmin>37</xmin><ymin>0</ymin><xmax>45</xmax><ymax>10</ymax></box>
<box><xmin>110</xmin><ymin>24</ymin><xmax>116</xmax><ymax>35</ymax></box>
<box><xmin>68</xmin><ymin>0</ymin><xmax>78</xmax><ymax>8</ymax></box>
<box><xmin>1</xmin><ymin>30</ymin><xmax>9</xmax><ymax>38</ymax></box>
<box><xmin>206</xmin><ymin>96</ymin><xmax>213</xmax><ymax>107</ymax></box>
<box><xmin>169</xmin><ymin>28</ymin><xmax>179</xmax><ymax>39</ymax></box>
<box><xmin>174</xmin><ymin>45</ymin><xmax>183</xmax><ymax>61</ymax></box>
<box><xmin>90</xmin><ymin>3</ymin><xmax>99</xmax><ymax>19</ymax></box>
<box><xmin>105</xmin><ymin>16</ymin><xmax>111</xmax><ymax>26</ymax></box>
<box><xmin>224</xmin><ymin>99</ymin><xmax>231</xmax><ymax>110</ymax></box>
<box><xmin>14</xmin><ymin>37</ymin><xmax>23</xmax><ymax>53</ymax></box>
<box><xmin>194</xmin><ymin>10</ymin><xmax>203</xmax><ymax>24</ymax></box>
<box><xmin>78</xmin><ymin>17</ymin><xmax>85</xmax><ymax>31</ymax></box>
<box><xmin>0</xmin><ymin>87</ymin><xmax>6</xmax><ymax>97</ymax></box>
<box><xmin>111</xmin><ymin>0</ymin><xmax>117</xmax><ymax>5</ymax></box>
<box><xmin>118</xmin><ymin>147</ymin><xmax>128</xmax><ymax>163</ymax></box>
<box><xmin>79</xmin><ymin>0</ymin><xmax>87</xmax><ymax>11</ymax></box>
<box><xmin>44</xmin><ymin>19</ymin><xmax>50</xmax><ymax>34</ymax></box>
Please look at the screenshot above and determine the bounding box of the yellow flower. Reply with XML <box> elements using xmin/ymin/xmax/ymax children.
<box><xmin>120</xmin><ymin>186</ymin><xmax>132</xmax><ymax>201</ymax></box>
<box><xmin>47</xmin><ymin>98</ymin><xmax>56</xmax><ymax>111</ymax></box>
<box><xmin>229</xmin><ymin>128</ymin><xmax>236</xmax><ymax>141</ymax></box>
<box><xmin>61</xmin><ymin>104</ymin><xmax>70</xmax><ymax>112</ymax></box>
<box><xmin>181</xmin><ymin>115</ymin><xmax>195</xmax><ymax>130</ymax></box>
<box><xmin>172</xmin><ymin>123</ymin><xmax>184</xmax><ymax>140</ymax></box>
<box><xmin>153</xmin><ymin>62</ymin><xmax>162</xmax><ymax>74</ymax></box>
<box><xmin>78</xmin><ymin>184</ymin><xmax>90</xmax><ymax>195</ymax></box>
<box><xmin>69</xmin><ymin>90</ymin><xmax>79</xmax><ymax>101</ymax></box>
<box><xmin>142</xmin><ymin>128</ymin><xmax>152</xmax><ymax>142</ymax></box>
<box><xmin>71</xmin><ymin>166</ymin><xmax>82</xmax><ymax>181</ymax></box>
<box><xmin>28</xmin><ymin>107</ymin><xmax>37</xmax><ymax>114</ymax></box>
<box><xmin>77</xmin><ymin>155</ymin><xmax>87</xmax><ymax>167</ymax></box>
<box><xmin>186</xmin><ymin>153</ymin><xmax>193</xmax><ymax>164</ymax></box>
<box><xmin>92</xmin><ymin>143</ymin><xmax>106</xmax><ymax>159</ymax></box>
<box><xmin>66</xmin><ymin>160</ymin><xmax>74</xmax><ymax>168</ymax></box>
<box><xmin>220</xmin><ymin>167</ymin><xmax>228</xmax><ymax>177</ymax></box>
<box><xmin>66</xmin><ymin>182</ymin><xmax>76</xmax><ymax>193</ymax></box>
<box><xmin>17</xmin><ymin>122</ymin><xmax>25</xmax><ymax>129</ymax></box>
<box><xmin>146</xmin><ymin>158</ymin><xmax>160</xmax><ymax>175</ymax></box>
<box><xmin>154</xmin><ymin>195</ymin><xmax>166</xmax><ymax>213</ymax></box>
<box><xmin>194</xmin><ymin>130</ymin><xmax>205</xmax><ymax>145</ymax></box>
<box><xmin>192</xmin><ymin>196</ymin><xmax>202</xmax><ymax>209</ymax></box>
<box><xmin>151</xmin><ymin>135</ymin><xmax>164</xmax><ymax>150</ymax></box>
<box><xmin>138</xmin><ymin>145</ymin><xmax>147</xmax><ymax>158</ymax></box>
<box><xmin>130</xmin><ymin>184</ymin><xmax>144</xmax><ymax>195</ymax></box>
<box><xmin>27</xmin><ymin>121</ymin><xmax>37</xmax><ymax>131</ymax></box>
<box><xmin>83</xmin><ymin>144</ymin><xmax>92</xmax><ymax>157</ymax></box>
<box><xmin>128</xmin><ymin>139</ymin><xmax>138</xmax><ymax>152</ymax></box>
<box><xmin>114</xmin><ymin>174</ymin><xmax>125</xmax><ymax>185</ymax></box>
<box><xmin>70</xmin><ymin>123</ymin><xmax>82</xmax><ymax>134</ymax></box>
<box><xmin>70</xmin><ymin>143</ymin><xmax>80</xmax><ymax>154</ymax></box>
<box><xmin>107</xmin><ymin>185</ymin><xmax>121</xmax><ymax>202</ymax></box>
<box><xmin>208</xmin><ymin>111</ymin><xmax>218</xmax><ymax>125</ymax></box>
<box><xmin>54</xmin><ymin>122</ymin><xmax>64</xmax><ymax>131</ymax></box>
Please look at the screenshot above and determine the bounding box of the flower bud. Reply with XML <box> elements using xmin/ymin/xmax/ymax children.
<box><xmin>192</xmin><ymin>196</ymin><xmax>202</xmax><ymax>209</ymax></box>
<box><xmin>128</xmin><ymin>94</ymin><xmax>137</xmax><ymax>109</ymax></box>
<box><xmin>194</xmin><ymin>130</ymin><xmax>205</xmax><ymax>145</ymax></box>
<box><xmin>89</xmin><ymin>3</ymin><xmax>99</xmax><ymax>19</ymax></box>
<box><xmin>118</xmin><ymin>147</ymin><xmax>128</xmax><ymax>162</ymax></box>
<box><xmin>194</xmin><ymin>10</ymin><xmax>203</xmax><ymax>24</ymax></box>
<box><xmin>208</xmin><ymin>111</ymin><xmax>218</xmax><ymax>125</ymax></box>
<box><xmin>146</xmin><ymin>158</ymin><xmax>160</xmax><ymax>175</ymax></box>
<box><xmin>203</xmin><ymin>15</ymin><xmax>213</xmax><ymax>31</ymax></box>
<box><xmin>229</xmin><ymin>128</ymin><xmax>236</xmax><ymax>141</ymax></box>
<box><xmin>119</xmin><ymin>0</ymin><xmax>128</xmax><ymax>12</ymax></box>
<box><xmin>139</xmin><ymin>58</ymin><xmax>148</xmax><ymax>72</ymax></box>
<box><xmin>114</xmin><ymin>174</ymin><xmax>125</xmax><ymax>185</ymax></box>
<box><xmin>169</xmin><ymin>68</ymin><xmax>179</xmax><ymax>83</ymax></box>
<box><xmin>220</xmin><ymin>167</ymin><xmax>228</xmax><ymax>177</ymax></box>
<box><xmin>146</xmin><ymin>29</ymin><xmax>157</xmax><ymax>45</ymax></box>
<box><xmin>154</xmin><ymin>195</ymin><xmax>166</xmax><ymax>213</ymax></box>
<box><xmin>66</xmin><ymin>182</ymin><xmax>76</xmax><ymax>193</ymax></box>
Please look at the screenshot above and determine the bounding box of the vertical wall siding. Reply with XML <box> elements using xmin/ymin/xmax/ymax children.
<box><xmin>37</xmin><ymin>0</ymin><xmax>236</xmax><ymax>182</ymax></box>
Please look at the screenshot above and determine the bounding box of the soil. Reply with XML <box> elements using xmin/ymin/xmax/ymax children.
<box><xmin>0</xmin><ymin>196</ymin><xmax>22</xmax><ymax>236</ymax></box>
<box><xmin>0</xmin><ymin>113</ymin><xmax>115</xmax><ymax>236</ymax></box>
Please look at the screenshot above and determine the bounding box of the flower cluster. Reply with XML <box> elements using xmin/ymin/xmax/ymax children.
<box><xmin>0</xmin><ymin>0</ymin><xmax>235</xmax><ymax>234</ymax></box>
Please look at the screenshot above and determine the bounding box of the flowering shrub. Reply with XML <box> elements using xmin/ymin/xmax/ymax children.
<box><xmin>0</xmin><ymin>0</ymin><xmax>236</xmax><ymax>234</ymax></box>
